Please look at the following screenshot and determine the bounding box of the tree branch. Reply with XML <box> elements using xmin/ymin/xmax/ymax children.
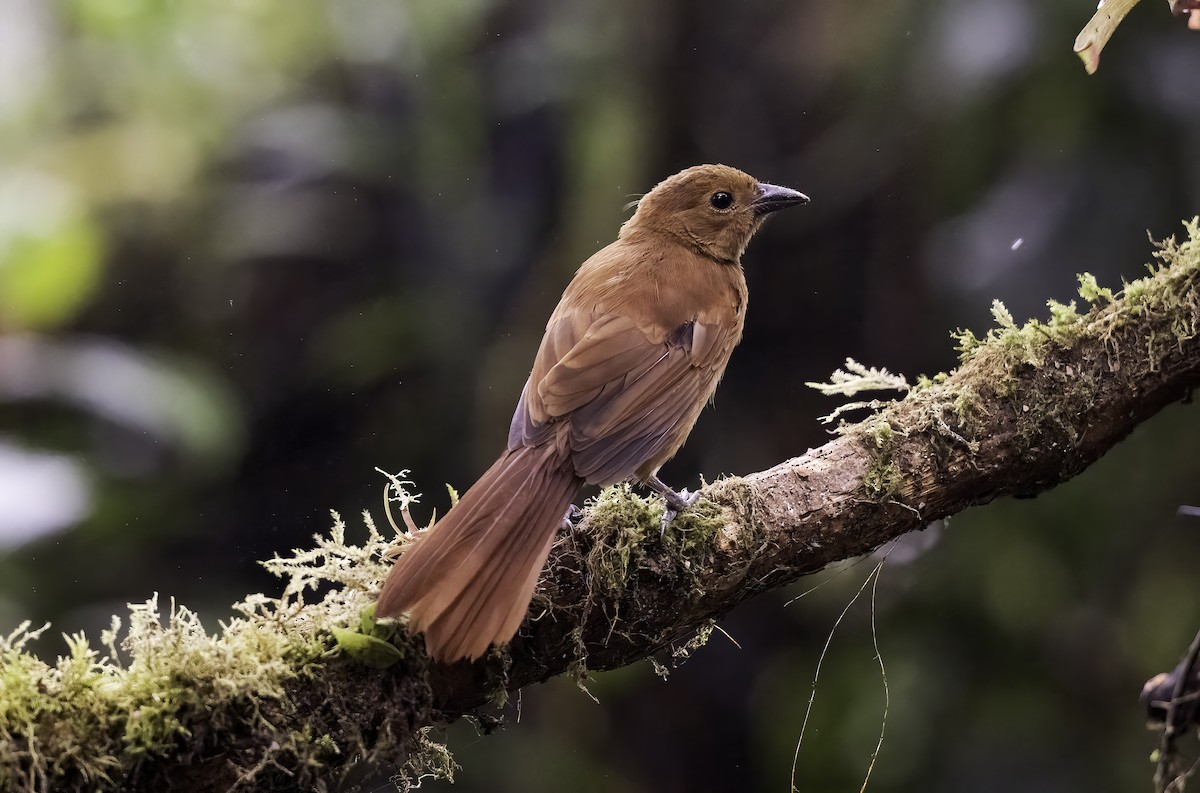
<box><xmin>3</xmin><ymin>222</ymin><xmax>1198</xmax><ymax>791</ymax></box>
<box><xmin>435</xmin><ymin>223</ymin><xmax>1200</xmax><ymax>711</ymax></box>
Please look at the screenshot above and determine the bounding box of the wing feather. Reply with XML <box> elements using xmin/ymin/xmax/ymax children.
<box><xmin>509</xmin><ymin>308</ymin><xmax>728</xmax><ymax>486</ymax></box>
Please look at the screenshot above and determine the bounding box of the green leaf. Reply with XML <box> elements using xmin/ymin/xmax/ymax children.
<box><xmin>358</xmin><ymin>604</ymin><xmax>377</xmax><ymax>636</ymax></box>
<box><xmin>331</xmin><ymin>627</ymin><xmax>405</xmax><ymax>669</ymax></box>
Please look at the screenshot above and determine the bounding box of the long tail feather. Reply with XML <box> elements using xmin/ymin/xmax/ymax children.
<box><xmin>377</xmin><ymin>445</ymin><xmax>579</xmax><ymax>661</ymax></box>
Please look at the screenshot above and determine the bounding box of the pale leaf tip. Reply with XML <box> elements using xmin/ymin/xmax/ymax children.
<box><xmin>1074</xmin><ymin>41</ymin><xmax>1101</xmax><ymax>74</ymax></box>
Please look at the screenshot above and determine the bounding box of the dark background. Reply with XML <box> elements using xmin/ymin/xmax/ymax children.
<box><xmin>0</xmin><ymin>1</ymin><xmax>1197</xmax><ymax>791</ymax></box>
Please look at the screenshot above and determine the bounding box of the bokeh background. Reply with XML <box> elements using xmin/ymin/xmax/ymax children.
<box><xmin>1</xmin><ymin>0</ymin><xmax>1198</xmax><ymax>791</ymax></box>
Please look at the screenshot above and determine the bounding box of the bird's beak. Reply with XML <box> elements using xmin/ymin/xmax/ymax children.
<box><xmin>752</xmin><ymin>183</ymin><xmax>810</xmax><ymax>215</ymax></box>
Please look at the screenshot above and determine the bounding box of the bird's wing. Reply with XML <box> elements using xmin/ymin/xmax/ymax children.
<box><xmin>508</xmin><ymin>308</ymin><xmax>728</xmax><ymax>485</ymax></box>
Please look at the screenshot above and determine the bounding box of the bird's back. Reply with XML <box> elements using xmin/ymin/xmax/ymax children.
<box><xmin>510</xmin><ymin>231</ymin><xmax>748</xmax><ymax>485</ymax></box>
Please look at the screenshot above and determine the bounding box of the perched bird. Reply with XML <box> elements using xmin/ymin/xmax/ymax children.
<box><xmin>377</xmin><ymin>164</ymin><xmax>808</xmax><ymax>661</ymax></box>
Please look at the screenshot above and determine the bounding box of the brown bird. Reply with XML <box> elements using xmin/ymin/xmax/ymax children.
<box><xmin>376</xmin><ymin>164</ymin><xmax>808</xmax><ymax>661</ymax></box>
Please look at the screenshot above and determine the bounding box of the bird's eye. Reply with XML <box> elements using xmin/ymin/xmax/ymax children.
<box><xmin>709</xmin><ymin>191</ymin><xmax>733</xmax><ymax>210</ymax></box>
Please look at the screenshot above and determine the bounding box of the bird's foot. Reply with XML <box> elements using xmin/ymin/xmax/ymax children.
<box><xmin>559</xmin><ymin>503</ymin><xmax>583</xmax><ymax>533</ymax></box>
<box><xmin>646</xmin><ymin>474</ymin><xmax>702</xmax><ymax>535</ymax></box>
<box><xmin>659</xmin><ymin>490</ymin><xmax>701</xmax><ymax>535</ymax></box>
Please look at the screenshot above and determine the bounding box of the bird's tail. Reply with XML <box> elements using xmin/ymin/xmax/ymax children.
<box><xmin>376</xmin><ymin>444</ymin><xmax>579</xmax><ymax>662</ymax></box>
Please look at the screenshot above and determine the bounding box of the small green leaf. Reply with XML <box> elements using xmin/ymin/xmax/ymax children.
<box><xmin>358</xmin><ymin>604</ymin><xmax>377</xmax><ymax>636</ymax></box>
<box><xmin>331</xmin><ymin>627</ymin><xmax>404</xmax><ymax>669</ymax></box>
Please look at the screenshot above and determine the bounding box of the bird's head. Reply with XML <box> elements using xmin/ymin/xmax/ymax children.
<box><xmin>621</xmin><ymin>164</ymin><xmax>809</xmax><ymax>264</ymax></box>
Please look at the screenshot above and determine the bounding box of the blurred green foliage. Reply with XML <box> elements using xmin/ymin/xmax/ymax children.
<box><xmin>0</xmin><ymin>207</ymin><xmax>100</xmax><ymax>329</ymax></box>
<box><xmin>0</xmin><ymin>0</ymin><xmax>1197</xmax><ymax>791</ymax></box>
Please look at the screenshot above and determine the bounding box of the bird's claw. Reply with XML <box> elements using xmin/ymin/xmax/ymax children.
<box><xmin>659</xmin><ymin>488</ymin><xmax>701</xmax><ymax>536</ymax></box>
<box><xmin>559</xmin><ymin>503</ymin><xmax>583</xmax><ymax>533</ymax></box>
<box><xmin>644</xmin><ymin>474</ymin><xmax>702</xmax><ymax>536</ymax></box>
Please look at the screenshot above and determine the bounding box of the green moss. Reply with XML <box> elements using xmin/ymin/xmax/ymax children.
<box><xmin>582</xmin><ymin>480</ymin><xmax>743</xmax><ymax>599</ymax></box>
<box><xmin>804</xmin><ymin>359</ymin><xmax>910</xmax><ymax>425</ymax></box>
<box><xmin>571</xmin><ymin>481</ymin><xmax>745</xmax><ymax>683</ymax></box>
<box><xmin>861</xmin><ymin>460</ymin><xmax>902</xmax><ymax>500</ymax></box>
<box><xmin>964</xmin><ymin>220</ymin><xmax>1197</xmax><ymax>367</ymax></box>
<box><xmin>650</xmin><ymin>621</ymin><xmax>715</xmax><ymax>680</ymax></box>
<box><xmin>1045</xmin><ymin>298</ymin><xmax>1083</xmax><ymax>338</ymax></box>
<box><xmin>865</xmin><ymin>417</ymin><xmax>894</xmax><ymax>449</ymax></box>
<box><xmin>1077</xmin><ymin>272</ymin><xmax>1115</xmax><ymax>304</ymax></box>
<box><xmin>858</xmin><ymin>417</ymin><xmax>903</xmax><ymax>500</ymax></box>
<box><xmin>951</xmin><ymin>326</ymin><xmax>982</xmax><ymax>357</ymax></box>
<box><xmin>955</xmin><ymin>295</ymin><xmax>1084</xmax><ymax>373</ymax></box>
<box><xmin>804</xmin><ymin>358</ymin><xmax>910</xmax><ymax>397</ymax></box>
<box><xmin>663</xmin><ymin>497</ymin><xmax>727</xmax><ymax>558</ymax></box>
<box><xmin>934</xmin><ymin>217</ymin><xmax>1200</xmax><ymax>460</ymax></box>
<box><xmin>1136</xmin><ymin>219</ymin><xmax>1200</xmax><ymax>363</ymax></box>
<box><xmin>0</xmin><ymin>594</ymin><xmax>321</xmax><ymax>789</ymax></box>
<box><xmin>952</xmin><ymin>386</ymin><xmax>981</xmax><ymax>428</ymax></box>
<box><xmin>0</xmin><ymin>502</ymin><xmax>449</xmax><ymax>791</ymax></box>
<box><xmin>583</xmin><ymin>484</ymin><xmax>659</xmax><ymax>595</ymax></box>
<box><xmin>392</xmin><ymin>727</ymin><xmax>458</xmax><ymax>789</ymax></box>
<box><xmin>915</xmin><ymin>372</ymin><xmax>950</xmax><ymax>389</ymax></box>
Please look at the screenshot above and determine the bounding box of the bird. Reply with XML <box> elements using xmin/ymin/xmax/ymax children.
<box><xmin>376</xmin><ymin>164</ymin><xmax>808</xmax><ymax>662</ymax></box>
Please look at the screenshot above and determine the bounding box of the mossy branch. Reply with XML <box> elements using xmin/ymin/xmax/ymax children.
<box><xmin>3</xmin><ymin>220</ymin><xmax>1200</xmax><ymax>791</ymax></box>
